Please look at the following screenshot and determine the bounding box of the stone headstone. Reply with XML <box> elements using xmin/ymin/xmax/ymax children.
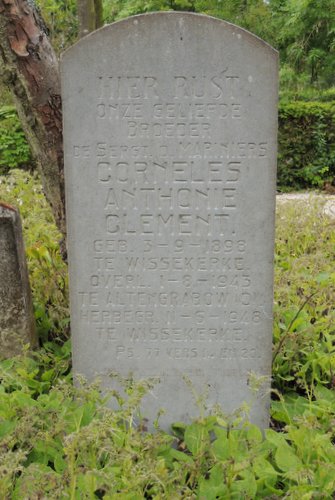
<box><xmin>0</xmin><ymin>203</ymin><xmax>37</xmax><ymax>358</ymax></box>
<box><xmin>61</xmin><ymin>12</ymin><xmax>278</xmax><ymax>429</ymax></box>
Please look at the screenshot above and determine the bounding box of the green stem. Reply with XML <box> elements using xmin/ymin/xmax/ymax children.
<box><xmin>272</xmin><ymin>292</ymin><xmax>317</xmax><ymax>364</ymax></box>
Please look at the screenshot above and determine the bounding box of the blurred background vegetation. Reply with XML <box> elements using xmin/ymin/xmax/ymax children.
<box><xmin>37</xmin><ymin>0</ymin><xmax>335</xmax><ymax>90</ymax></box>
<box><xmin>1</xmin><ymin>0</ymin><xmax>334</xmax><ymax>189</ymax></box>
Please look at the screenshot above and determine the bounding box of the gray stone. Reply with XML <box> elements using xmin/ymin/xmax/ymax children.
<box><xmin>61</xmin><ymin>12</ymin><xmax>278</xmax><ymax>429</ymax></box>
<box><xmin>0</xmin><ymin>203</ymin><xmax>37</xmax><ymax>358</ymax></box>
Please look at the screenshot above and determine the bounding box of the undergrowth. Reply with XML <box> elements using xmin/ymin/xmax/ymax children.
<box><xmin>0</xmin><ymin>170</ymin><xmax>69</xmax><ymax>342</ymax></box>
<box><xmin>2</xmin><ymin>348</ymin><xmax>335</xmax><ymax>498</ymax></box>
<box><xmin>273</xmin><ymin>198</ymin><xmax>335</xmax><ymax>394</ymax></box>
<box><xmin>0</xmin><ymin>107</ymin><xmax>32</xmax><ymax>173</ymax></box>
<box><xmin>0</xmin><ymin>172</ymin><xmax>335</xmax><ymax>498</ymax></box>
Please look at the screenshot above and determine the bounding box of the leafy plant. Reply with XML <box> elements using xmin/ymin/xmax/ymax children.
<box><xmin>0</xmin><ymin>170</ymin><xmax>69</xmax><ymax>342</ymax></box>
<box><xmin>278</xmin><ymin>100</ymin><xmax>335</xmax><ymax>189</ymax></box>
<box><xmin>2</xmin><ymin>347</ymin><xmax>335</xmax><ymax>498</ymax></box>
<box><xmin>273</xmin><ymin>199</ymin><xmax>335</xmax><ymax>394</ymax></box>
<box><xmin>0</xmin><ymin>107</ymin><xmax>32</xmax><ymax>173</ymax></box>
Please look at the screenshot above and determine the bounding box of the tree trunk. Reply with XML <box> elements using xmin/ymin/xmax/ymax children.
<box><xmin>94</xmin><ymin>0</ymin><xmax>103</xmax><ymax>29</ymax></box>
<box><xmin>78</xmin><ymin>0</ymin><xmax>103</xmax><ymax>38</ymax></box>
<box><xmin>0</xmin><ymin>0</ymin><xmax>66</xmax><ymax>254</ymax></box>
<box><xmin>0</xmin><ymin>0</ymin><xmax>104</xmax><ymax>257</ymax></box>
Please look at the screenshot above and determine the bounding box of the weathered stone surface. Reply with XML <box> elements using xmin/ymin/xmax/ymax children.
<box><xmin>61</xmin><ymin>12</ymin><xmax>278</xmax><ymax>429</ymax></box>
<box><xmin>0</xmin><ymin>203</ymin><xmax>37</xmax><ymax>358</ymax></box>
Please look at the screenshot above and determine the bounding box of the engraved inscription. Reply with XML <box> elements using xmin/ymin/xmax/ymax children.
<box><xmin>62</xmin><ymin>13</ymin><xmax>277</xmax><ymax>429</ymax></box>
<box><xmin>76</xmin><ymin>65</ymin><xmax>268</xmax><ymax>360</ymax></box>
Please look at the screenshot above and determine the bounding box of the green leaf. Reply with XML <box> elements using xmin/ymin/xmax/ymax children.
<box><xmin>246</xmin><ymin>424</ymin><xmax>263</xmax><ymax>445</ymax></box>
<box><xmin>184</xmin><ymin>422</ymin><xmax>209</xmax><ymax>456</ymax></box>
<box><xmin>12</xmin><ymin>392</ymin><xmax>37</xmax><ymax>407</ymax></box>
<box><xmin>169</xmin><ymin>448</ymin><xmax>194</xmax><ymax>464</ymax></box>
<box><xmin>171</xmin><ymin>421</ymin><xmax>186</xmax><ymax>439</ymax></box>
<box><xmin>265</xmin><ymin>428</ymin><xmax>288</xmax><ymax>448</ymax></box>
<box><xmin>275</xmin><ymin>442</ymin><xmax>303</xmax><ymax>472</ymax></box>
<box><xmin>211</xmin><ymin>427</ymin><xmax>230</xmax><ymax>461</ymax></box>
<box><xmin>54</xmin><ymin>453</ymin><xmax>66</xmax><ymax>473</ymax></box>
<box><xmin>198</xmin><ymin>482</ymin><xmax>227</xmax><ymax>500</ymax></box>
<box><xmin>41</xmin><ymin>369</ymin><xmax>55</xmax><ymax>382</ymax></box>
<box><xmin>198</xmin><ymin>464</ymin><xmax>227</xmax><ymax>499</ymax></box>
<box><xmin>314</xmin><ymin>385</ymin><xmax>335</xmax><ymax>403</ymax></box>
<box><xmin>253</xmin><ymin>456</ymin><xmax>279</xmax><ymax>481</ymax></box>
<box><xmin>232</xmin><ymin>470</ymin><xmax>257</xmax><ymax>497</ymax></box>
<box><xmin>0</xmin><ymin>420</ymin><xmax>16</xmax><ymax>438</ymax></box>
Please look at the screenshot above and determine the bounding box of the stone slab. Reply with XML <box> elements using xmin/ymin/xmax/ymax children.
<box><xmin>0</xmin><ymin>203</ymin><xmax>37</xmax><ymax>358</ymax></box>
<box><xmin>61</xmin><ymin>12</ymin><xmax>278</xmax><ymax>429</ymax></box>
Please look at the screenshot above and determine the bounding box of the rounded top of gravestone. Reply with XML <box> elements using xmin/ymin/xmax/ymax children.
<box><xmin>61</xmin><ymin>11</ymin><xmax>278</xmax><ymax>63</ymax></box>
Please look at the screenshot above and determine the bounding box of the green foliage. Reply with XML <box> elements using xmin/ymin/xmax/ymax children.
<box><xmin>103</xmin><ymin>0</ymin><xmax>196</xmax><ymax>23</ymax></box>
<box><xmin>101</xmin><ymin>0</ymin><xmax>334</xmax><ymax>89</ymax></box>
<box><xmin>0</xmin><ymin>107</ymin><xmax>32</xmax><ymax>173</ymax></box>
<box><xmin>0</xmin><ymin>83</ymin><xmax>12</xmax><ymax>106</ymax></box>
<box><xmin>2</xmin><ymin>347</ymin><xmax>335</xmax><ymax>497</ymax></box>
<box><xmin>270</xmin><ymin>0</ymin><xmax>335</xmax><ymax>87</ymax></box>
<box><xmin>35</xmin><ymin>0</ymin><xmax>78</xmax><ymax>53</ymax></box>
<box><xmin>196</xmin><ymin>0</ymin><xmax>275</xmax><ymax>44</ymax></box>
<box><xmin>280</xmin><ymin>83</ymin><xmax>335</xmax><ymax>103</ymax></box>
<box><xmin>103</xmin><ymin>0</ymin><xmax>274</xmax><ymax>44</ymax></box>
<box><xmin>278</xmin><ymin>100</ymin><xmax>335</xmax><ymax>188</ymax></box>
<box><xmin>273</xmin><ymin>199</ymin><xmax>335</xmax><ymax>393</ymax></box>
<box><xmin>0</xmin><ymin>170</ymin><xmax>69</xmax><ymax>342</ymax></box>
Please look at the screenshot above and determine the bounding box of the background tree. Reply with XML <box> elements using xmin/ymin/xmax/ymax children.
<box><xmin>102</xmin><ymin>0</ymin><xmax>334</xmax><ymax>90</ymax></box>
<box><xmin>78</xmin><ymin>0</ymin><xmax>103</xmax><ymax>38</ymax></box>
<box><xmin>103</xmin><ymin>0</ymin><xmax>273</xmax><ymax>44</ymax></box>
<box><xmin>269</xmin><ymin>0</ymin><xmax>335</xmax><ymax>88</ymax></box>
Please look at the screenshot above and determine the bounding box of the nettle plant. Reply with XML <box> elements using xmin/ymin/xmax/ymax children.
<box><xmin>2</xmin><ymin>350</ymin><xmax>335</xmax><ymax>498</ymax></box>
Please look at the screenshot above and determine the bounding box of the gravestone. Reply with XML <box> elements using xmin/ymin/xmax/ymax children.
<box><xmin>61</xmin><ymin>12</ymin><xmax>278</xmax><ymax>429</ymax></box>
<box><xmin>0</xmin><ymin>203</ymin><xmax>37</xmax><ymax>358</ymax></box>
